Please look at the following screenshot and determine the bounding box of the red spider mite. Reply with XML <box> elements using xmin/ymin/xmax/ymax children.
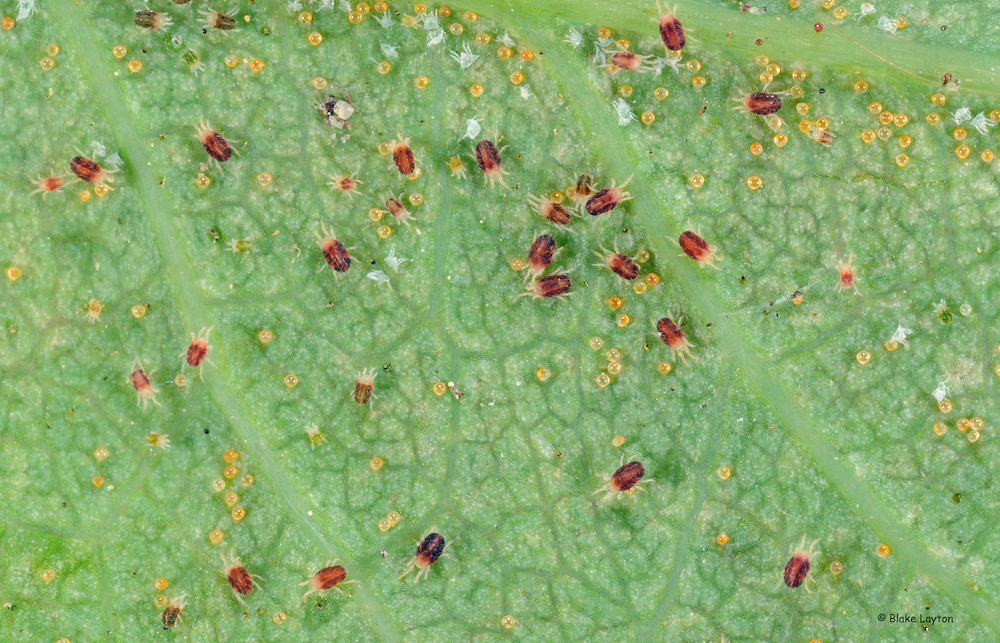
<box><xmin>734</xmin><ymin>91</ymin><xmax>783</xmax><ymax>116</ymax></box>
<box><xmin>161</xmin><ymin>596</ymin><xmax>187</xmax><ymax>629</ymax></box>
<box><xmin>527</xmin><ymin>234</ymin><xmax>558</xmax><ymax>278</ymax></box>
<box><xmin>609</xmin><ymin>50</ymin><xmax>656</xmax><ymax>73</ymax></box>
<box><xmin>594</xmin><ymin>459</ymin><xmax>648</xmax><ymax>502</ymax></box>
<box><xmin>679</xmin><ymin>230</ymin><xmax>721</xmax><ymax>269</ymax></box>
<box><xmin>391</xmin><ymin>135</ymin><xmax>417</xmax><ymax>177</ymax></box>
<box><xmin>314</xmin><ymin>223</ymin><xmax>353</xmax><ymax>274</ymax></box>
<box><xmin>131</xmin><ymin>358</ymin><xmax>161</xmax><ymax>408</ymax></box>
<box><xmin>202</xmin><ymin>9</ymin><xmax>237</xmax><ymax>31</ymax></box>
<box><xmin>328</xmin><ymin>173</ymin><xmax>363</xmax><ymax>198</ymax></box>
<box><xmin>528</xmin><ymin>194</ymin><xmax>574</xmax><ymax>225</ymax></box>
<box><xmin>70</xmin><ymin>156</ymin><xmax>113</xmax><ymax>184</ymax></box>
<box><xmin>196</xmin><ymin>120</ymin><xmax>232</xmax><ymax>163</ymax></box>
<box><xmin>222</xmin><ymin>551</ymin><xmax>261</xmax><ymax>604</ymax></box>
<box><xmin>182</xmin><ymin>326</ymin><xmax>214</xmax><ymax>372</ymax></box>
<box><xmin>353</xmin><ymin>368</ymin><xmax>377</xmax><ymax>405</ymax></box>
<box><xmin>836</xmin><ymin>254</ymin><xmax>859</xmax><ymax>294</ymax></box>
<box><xmin>134</xmin><ymin>9</ymin><xmax>173</xmax><ymax>29</ymax></box>
<box><xmin>784</xmin><ymin>536</ymin><xmax>821</xmax><ymax>589</ymax></box>
<box><xmin>586</xmin><ymin>176</ymin><xmax>633</xmax><ymax>216</ymax></box>
<box><xmin>30</xmin><ymin>175</ymin><xmax>65</xmax><ymax>196</ymax></box>
<box><xmin>593</xmin><ymin>244</ymin><xmax>640</xmax><ymax>280</ymax></box>
<box><xmin>657</xmin><ymin>317</ymin><xmax>696</xmax><ymax>362</ymax></box>
<box><xmin>399</xmin><ymin>532</ymin><xmax>446</xmax><ymax>582</ymax></box>
<box><xmin>524</xmin><ymin>274</ymin><xmax>572</xmax><ymax>300</ymax></box>
<box><xmin>301</xmin><ymin>564</ymin><xmax>353</xmax><ymax>598</ymax></box>
<box><xmin>475</xmin><ymin>139</ymin><xmax>509</xmax><ymax>188</ymax></box>
<box><xmin>655</xmin><ymin>2</ymin><xmax>686</xmax><ymax>52</ymax></box>
<box><xmin>385</xmin><ymin>194</ymin><xmax>414</xmax><ymax>225</ymax></box>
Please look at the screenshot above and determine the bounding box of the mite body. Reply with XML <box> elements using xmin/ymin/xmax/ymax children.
<box><xmin>31</xmin><ymin>175</ymin><xmax>65</xmax><ymax>196</ymax></box>
<box><xmin>527</xmin><ymin>234</ymin><xmax>558</xmax><ymax>278</ymax></box>
<box><xmin>131</xmin><ymin>358</ymin><xmax>161</xmax><ymax>408</ymax></box>
<box><xmin>809</xmin><ymin>128</ymin><xmax>835</xmax><ymax>145</ymax></box>
<box><xmin>196</xmin><ymin>120</ymin><xmax>232</xmax><ymax>163</ymax></box>
<box><xmin>837</xmin><ymin>254</ymin><xmax>859</xmax><ymax>294</ymax></box>
<box><xmin>657</xmin><ymin>317</ymin><xmax>695</xmax><ymax>362</ymax></box>
<box><xmin>161</xmin><ymin>596</ymin><xmax>186</xmax><ymax>629</ymax></box>
<box><xmin>528</xmin><ymin>194</ymin><xmax>574</xmax><ymax>225</ymax></box>
<box><xmin>475</xmin><ymin>139</ymin><xmax>509</xmax><ymax>188</ymax></box>
<box><xmin>353</xmin><ymin>368</ymin><xmax>377</xmax><ymax>405</ymax></box>
<box><xmin>391</xmin><ymin>135</ymin><xmax>417</xmax><ymax>177</ymax></box>
<box><xmin>734</xmin><ymin>91</ymin><xmax>783</xmax><ymax>116</ymax></box>
<box><xmin>134</xmin><ymin>9</ymin><xmax>173</xmax><ymax>29</ymax></box>
<box><xmin>314</xmin><ymin>223</ymin><xmax>352</xmax><ymax>274</ymax></box>
<box><xmin>301</xmin><ymin>564</ymin><xmax>353</xmax><ymax>598</ymax></box>
<box><xmin>678</xmin><ymin>230</ymin><xmax>721</xmax><ymax>269</ymax></box>
<box><xmin>202</xmin><ymin>9</ymin><xmax>237</xmax><ymax>31</ymax></box>
<box><xmin>222</xmin><ymin>551</ymin><xmax>260</xmax><ymax>604</ymax></box>
<box><xmin>399</xmin><ymin>533</ymin><xmax>447</xmax><ymax>582</ymax></box>
<box><xmin>182</xmin><ymin>327</ymin><xmax>214</xmax><ymax>374</ymax></box>
<box><xmin>585</xmin><ymin>177</ymin><xmax>633</xmax><ymax>216</ymax></box>
<box><xmin>594</xmin><ymin>459</ymin><xmax>648</xmax><ymax>502</ymax></box>
<box><xmin>524</xmin><ymin>274</ymin><xmax>572</xmax><ymax>300</ymax></box>
<box><xmin>784</xmin><ymin>536</ymin><xmax>821</xmax><ymax>589</ymax></box>
<box><xmin>656</xmin><ymin>2</ymin><xmax>686</xmax><ymax>51</ymax></box>
<box><xmin>385</xmin><ymin>194</ymin><xmax>415</xmax><ymax>225</ymax></box>
<box><xmin>593</xmin><ymin>245</ymin><xmax>640</xmax><ymax>280</ymax></box>
<box><xmin>328</xmin><ymin>173</ymin><xmax>363</xmax><ymax>198</ymax></box>
<box><xmin>609</xmin><ymin>50</ymin><xmax>657</xmax><ymax>73</ymax></box>
<box><xmin>71</xmin><ymin>156</ymin><xmax>114</xmax><ymax>184</ymax></box>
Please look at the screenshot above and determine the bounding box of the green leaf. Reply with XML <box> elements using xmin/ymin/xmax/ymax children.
<box><xmin>2</xmin><ymin>0</ymin><xmax>999</xmax><ymax>640</ymax></box>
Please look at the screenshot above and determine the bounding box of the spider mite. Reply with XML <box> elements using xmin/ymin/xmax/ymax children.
<box><xmin>475</xmin><ymin>139</ymin><xmax>509</xmax><ymax>188</ymax></box>
<box><xmin>70</xmin><ymin>156</ymin><xmax>114</xmax><ymax>184</ymax></box>
<box><xmin>527</xmin><ymin>234</ymin><xmax>558</xmax><ymax>278</ymax></box>
<box><xmin>353</xmin><ymin>368</ymin><xmax>377</xmax><ymax>405</ymax></box>
<box><xmin>30</xmin><ymin>175</ymin><xmax>65</xmax><ymax>196</ymax></box>
<box><xmin>399</xmin><ymin>532</ymin><xmax>446</xmax><ymax>583</ymax></box>
<box><xmin>586</xmin><ymin>176</ymin><xmax>633</xmax><ymax>216</ymax></box>
<box><xmin>328</xmin><ymin>173</ymin><xmax>363</xmax><ymax>199</ymax></box>
<box><xmin>593</xmin><ymin>459</ymin><xmax>647</xmax><ymax>502</ymax></box>
<box><xmin>574</xmin><ymin>174</ymin><xmax>595</xmax><ymax>200</ymax></box>
<box><xmin>134</xmin><ymin>9</ymin><xmax>173</xmax><ymax>30</ymax></box>
<box><xmin>809</xmin><ymin>128</ymin><xmax>835</xmax><ymax>145</ymax></box>
<box><xmin>314</xmin><ymin>223</ymin><xmax>352</xmax><ymax>274</ymax></box>
<box><xmin>657</xmin><ymin>317</ymin><xmax>695</xmax><ymax>362</ymax></box>
<box><xmin>161</xmin><ymin>595</ymin><xmax>187</xmax><ymax>629</ymax></box>
<box><xmin>655</xmin><ymin>2</ymin><xmax>686</xmax><ymax>52</ymax></box>
<box><xmin>836</xmin><ymin>254</ymin><xmax>859</xmax><ymax>294</ymax></box>
<box><xmin>679</xmin><ymin>230</ymin><xmax>721</xmax><ymax>269</ymax></box>
<box><xmin>593</xmin><ymin>244</ymin><xmax>640</xmax><ymax>280</ymax></box>
<box><xmin>609</xmin><ymin>49</ymin><xmax>657</xmax><ymax>73</ymax></box>
<box><xmin>131</xmin><ymin>358</ymin><xmax>161</xmax><ymax>407</ymax></box>
<box><xmin>196</xmin><ymin>120</ymin><xmax>232</xmax><ymax>163</ymax></box>
<box><xmin>784</xmin><ymin>536</ymin><xmax>821</xmax><ymax>589</ymax></box>
<box><xmin>301</xmin><ymin>564</ymin><xmax>353</xmax><ymax>598</ymax></box>
<box><xmin>202</xmin><ymin>9</ymin><xmax>237</xmax><ymax>32</ymax></box>
<box><xmin>221</xmin><ymin>551</ymin><xmax>261</xmax><ymax>604</ymax></box>
<box><xmin>390</xmin><ymin>135</ymin><xmax>417</xmax><ymax>177</ymax></box>
<box><xmin>385</xmin><ymin>194</ymin><xmax>415</xmax><ymax>226</ymax></box>
<box><xmin>734</xmin><ymin>91</ymin><xmax>783</xmax><ymax>116</ymax></box>
<box><xmin>523</xmin><ymin>274</ymin><xmax>572</xmax><ymax>300</ymax></box>
<box><xmin>182</xmin><ymin>326</ymin><xmax>214</xmax><ymax>373</ymax></box>
<box><xmin>528</xmin><ymin>194</ymin><xmax>574</xmax><ymax>226</ymax></box>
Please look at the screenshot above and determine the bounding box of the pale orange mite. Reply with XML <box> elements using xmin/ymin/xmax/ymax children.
<box><xmin>182</xmin><ymin>326</ymin><xmax>214</xmax><ymax>374</ymax></box>
<box><xmin>30</xmin><ymin>175</ymin><xmax>65</xmax><ymax>196</ymax></box>
<box><xmin>837</xmin><ymin>254</ymin><xmax>860</xmax><ymax>294</ymax></box>
<box><xmin>301</xmin><ymin>564</ymin><xmax>354</xmax><ymax>598</ymax></box>
<box><xmin>353</xmin><ymin>368</ymin><xmax>377</xmax><ymax>405</ymax></box>
<box><xmin>385</xmin><ymin>194</ymin><xmax>415</xmax><ymax>225</ymax></box>
<box><xmin>528</xmin><ymin>194</ymin><xmax>574</xmax><ymax>225</ymax></box>
<box><xmin>131</xmin><ymin>358</ymin><xmax>161</xmax><ymax>408</ymax></box>
<box><xmin>328</xmin><ymin>173</ymin><xmax>363</xmax><ymax>198</ymax></box>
